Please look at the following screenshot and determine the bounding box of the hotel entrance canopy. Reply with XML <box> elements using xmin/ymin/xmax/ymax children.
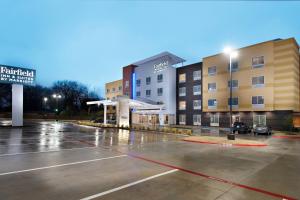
<box><xmin>86</xmin><ymin>97</ymin><xmax>165</xmax><ymax>126</ymax></box>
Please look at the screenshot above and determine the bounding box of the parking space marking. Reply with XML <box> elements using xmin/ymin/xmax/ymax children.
<box><xmin>0</xmin><ymin>155</ymin><xmax>127</xmax><ymax>176</ymax></box>
<box><xmin>0</xmin><ymin>146</ymin><xmax>100</xmax><ymax>157</ymax></box>
<box><xmin>128</xmin><ymin>153</ymin><xmax>297</xmax><ymax>200</ymax></box>
<box><xmin>80</xmin><ymin>169</ymin><xmax>178</xmax><ymax>200</ymax></box>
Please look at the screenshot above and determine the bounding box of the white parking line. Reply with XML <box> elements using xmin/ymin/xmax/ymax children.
<box><xmin>80</xmin><ymin>169</ymin><xmax>178</xmax><ymax>200</ymax></box>
<box><xmin>0</xmin><ymin>155</ymin><xmax>127</xmax><ymax>176</ymax></box>
<box><xmin>0</xmin><ymin>146</ymin><xmax>100</xmax><ymax>157</ymax></box>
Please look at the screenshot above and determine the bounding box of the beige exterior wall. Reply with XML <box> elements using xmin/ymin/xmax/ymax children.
<box><xmin>105</xmin><ymin>79</ymin><xmax>123</xmax><ymax>116</ymax></box>
<box><xmin>202</xmin><ymin>38</ymin><xmax>300</xmax><ymax>113</ymax></box>
<box><xmin>105</xmin><ymin>79</ymin><xmax>123</xmax><ymax>100</ymax></box>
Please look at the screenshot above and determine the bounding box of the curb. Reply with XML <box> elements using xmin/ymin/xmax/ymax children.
<box><xmin>182</xmin><ymin>139</ymin><xmax>267</xmax><ymax>147</ymax></box>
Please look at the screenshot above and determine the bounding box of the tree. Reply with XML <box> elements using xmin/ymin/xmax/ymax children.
<box><xmin>52</xmin><ymin>80</ymin><xmax>89</xmax><ymax>114</ymax></box>
<box><xmin>0</xmin><ymin>83</ymin><xmax>11</xmax><ymax>112</ymax></box>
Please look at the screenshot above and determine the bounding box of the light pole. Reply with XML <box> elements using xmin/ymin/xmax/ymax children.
<box><xmin>43</xmin><ymin>97</ymin><xmax>48</xmax><ymax>112</ymax></box>
<box><xmin>52</xmin><ymin>94</ymin><xmax>62</xmax><ymax>114</ymax></box>
<box><xmin>224</xmin><ymin>47</ymin><xmax>238</xmax><ymax>140</ymax></box>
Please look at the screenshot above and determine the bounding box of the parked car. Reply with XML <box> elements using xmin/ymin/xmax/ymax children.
<box><xmin>232</xmin><ymin>122</ymin><xmax>252</xmax><ymax>134</ymax></box>
<box><xmin>253</xmin><ymin>125</ymin><xmax>272</xmax><ymax>135</ymax></box>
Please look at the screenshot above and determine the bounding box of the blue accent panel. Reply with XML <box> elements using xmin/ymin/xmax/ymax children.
<box><xmin>132</xmin><ymin>72</ymin><xmax>136</xmax><ymax>100</ymax></box>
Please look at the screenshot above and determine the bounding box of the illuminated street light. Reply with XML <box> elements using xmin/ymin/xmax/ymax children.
<box><xmin>43</xmin><ymin>97</ymin><xmax>48</xmax><ymax>102</ymax></box>
<box><xmin>224</xmin><ymin>47</ymin><xmax>238</xmax><ymax>140</ymax></box>
<box><xmin>52</xmin><ymin>93</ymin><xmax>62</xmax><ymax>116</ymax></box>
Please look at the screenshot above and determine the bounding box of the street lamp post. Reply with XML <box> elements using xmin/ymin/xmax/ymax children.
<box><xmin>52</xmin><ymin>94</ymin><xmax>62</xmax><ymax>115</ymax></box>
<box><xmin>224</xmin><ymin>47</ymin><xmax>238</xmax><ymax>140</ymax></box>
<box><xmin>43</xmin><ymin>97</ymin><xmax>48</xmax><ymax>112</ymax></box>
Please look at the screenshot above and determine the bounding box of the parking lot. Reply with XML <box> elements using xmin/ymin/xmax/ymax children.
<box><xmin>0</xmin><ymin>120</ymin><xmax>299</xmax><ymax>200</ymax></box>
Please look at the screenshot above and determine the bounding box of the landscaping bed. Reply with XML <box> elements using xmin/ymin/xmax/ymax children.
<box><xmin>76</xmin><ymin>120</ymin><xmax>193</xmax><ymax>135</ymax></box>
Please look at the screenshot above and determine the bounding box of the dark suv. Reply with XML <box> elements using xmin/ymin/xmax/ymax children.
<box><xmin>232</xmin><ymin>122</ymin><xmax>252</xmax><ymax>134</ymax></box>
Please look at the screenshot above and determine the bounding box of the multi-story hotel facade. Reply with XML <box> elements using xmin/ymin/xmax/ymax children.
<box><xmin>176</xmin><ymin>62</ymin><xmax>202</xmax><ymax>126</ymax></box>
<box><xmin>105</xmin><ymin>79</ymin><xmax>123</xmax><ymax>100</ymax></box>
<box><xmin>202</xmin><ymin>38</ymin><xmax>300</xmax><ymax>130</ymax></box>
<box><xmin>105</xmin><ymin>79</ymin><xmax>123</xmax><ymax>122</ymax></box>
<box><xmin>101</xmin><ymin>37</ymin><xmax>299</xmax><ymax>129</ymax></box>
<box><xmin>122</xmin><ymin>52</ymin><xmax>185</xmax><ymax>126</ymax></box>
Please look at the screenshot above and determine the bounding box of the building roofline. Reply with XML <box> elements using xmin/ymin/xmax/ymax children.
<box><xmin>105</xmin><ymin>79</ymin><xmax>123</xmax><ymax>85</ymax></box>
<box><xmin>202</xmin><ymin>37</ymin><xmax>299</xmax><ymax>59</ymax></box>
<box><xmin>132</xmin><ymin>51</ymin><xmax>186</xmax><ymax>66</ymax></box>
<box><xmin>176</xmin><ymin>61</ymin><xmax>202</xmax><ymax>69</ymax></box>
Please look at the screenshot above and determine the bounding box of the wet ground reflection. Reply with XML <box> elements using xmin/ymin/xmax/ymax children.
<box><xmin>0</xmin><ymin>120</ymin><xmax>182</xmax><ymax>155</ymax></box>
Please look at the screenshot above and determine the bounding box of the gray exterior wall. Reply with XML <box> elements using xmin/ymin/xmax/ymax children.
<box><xmin>134</xmin><ymin>55</ymin><xmax>177</xmax><ymax>116</ymax></box>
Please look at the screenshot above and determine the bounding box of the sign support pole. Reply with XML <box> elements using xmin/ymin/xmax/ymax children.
<box><xmin>12</xmin><ymin>84</ymin><xmax>23</xmax><ymax>127</ymax></box>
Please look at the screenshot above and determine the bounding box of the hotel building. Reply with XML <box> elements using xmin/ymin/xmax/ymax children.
<box><xmin>105</xmin><ymin>79</ymin><xmax>123</xmax><ymax>122</ymax></box>
<box><xmin>176</xmin><ymin>62</ymin><xmax>202</xmax><ymax>126</ymax></box>
<box><xmin>122</xmin><ymin>52</ymin><xmax>185</xmax><ymax>126</ymax></box>
<box><xmin>202</xmin><ymin>38</ymin><xmax>300</xmax><ymax>130</ymax></box>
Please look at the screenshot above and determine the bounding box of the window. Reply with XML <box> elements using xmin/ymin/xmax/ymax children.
<box><xmin>112</xmin><ymin>88</ymin><xmax>116</xmax><ymax>92</ymax></box>
<box><xmin>125</xmin><ymin>92</ymin><xmax>129</xmax><ymax>96</ymax></box>
<box><xmin>210</xmin><ymin>113</ymin><xmax>219</xmax><ymax>126</ymax></box>
<box><xmin>106</xmin><ymin>89</ymin><xmax>110</xmax><ymax>93</ymax></box>
<box><xmin>208</xmin><ymin>66</ymin><xmax>217</xmax><ymax>76</ymax></box>
<box><xmin>136</xmin><ymin>91</ymin><xmax>141</xmax><ymax>97</ymax></box>
<box><xmin>146</xmin><ymin>90</ymin><xmax>151</xmax><ymax>97</ymax></box>
<box><xmin>179</xmin><ymin>73</ymin><xmax>186</xmax><ymax>83</ymax></box>
<box><xmin>193</xmin><ymin>85</ymin><xmax>201</xmax><ymax>95</ymax></box>
<box><xmin>179</xmin><ymin>87</ymin><xmax>186</xmax><ymax>96</ymax></box>
<box><xmin>208</xmin><ymin>99</ymin><xmax>217</xmax><ymax>109</ymax></box>
<box><xmin>157</xmin><ymin>88</ymin><xmax>163</xmax><ymax>96</ymax></box>
<box><xmin>208</xmin><ymin>83</ymin><xmax>216</xmax><ymax>92</ymax></box>
<box><xmin>228</xmin><ymin>80</ymin><xmax>238</xmax><ymax>89</ymax></box>
<box><xmin>252</xmin><ymin>96</ymin><xmax>264</xmax><ymax>106</ymax></box>
<box><xmin>228</xmin><ymin>97</ymin><xmax>239</xmax><ymax>106</ymax></box>
<box><xmin>146</xmin><ymin>77</ymin><xmax>151</xmax><ymax>85</ymax></box>
<box><xmin>228</xmin><ymin>61</ymin><xmax>239</xmax><ymax>72</ymax></box>
<box><xmin>193</xmin><ymin>115</ymin><xmax>201</xmax><ymax>126</ymax></box>
<box><xmin>179</xmin><ymin>114</ymin><xmax>186</xmax><ymax>125</ymax></box>
<box><xmin>193</xmin><ymin>70</ymin><xmax>201</xmax><ymax>81</ymax></box>
<box><xmin>125</xmin><ymin>81</ymin><xmax>129</xmax><ymax>88</ymax></box>
<box><xmin>253</xmin><ymin>115</ymin><xmax>266</xmax><ymax>126</ymax></box>
<box><xmin>157</xmin><ymin>74</ymin><xmax>163</xmax><ymax>83</ymax></box>
<box><xmin>252</xmin><ymin>76</ymin><xmax>264</xmax><ymax>87</ymax></box>
<box><xmin>252</xmin><ymin>56</ymin><xmax>264</xmax><ymax>68</ymax></box>
<box><xmin>193</xmin><ymin>100</ymin><xmax>201</xmax><ymax>110</ymax></box>
<box><xmin>136</xmin><ymin>79</ymin><xmax>141</xmax><ymax>87</ymax></box>
<box><xmin>118</xmin><ymin>86</ymin><xmax>122</xmax><ymax>91</ymax></box>
<box><xmin>179</xmin><ymin>101</ymin><xmax>186</xmax><ymax>110</ymax></box>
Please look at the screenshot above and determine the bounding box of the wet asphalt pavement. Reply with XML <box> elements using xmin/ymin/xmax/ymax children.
<box><xmin>0</xmin><ymin>120</ymin><xmax>300</xmax><ymax>200</ymax></box>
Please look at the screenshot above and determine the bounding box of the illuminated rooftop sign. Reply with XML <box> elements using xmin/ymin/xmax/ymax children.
<box><xmin>153</xmin><ymin>60</ymin><xmax>168</xmax><ymax>73</ymax></box>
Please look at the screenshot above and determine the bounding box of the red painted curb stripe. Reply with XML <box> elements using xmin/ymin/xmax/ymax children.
<box><xmin>182</xmin><ymin>139</ymin><xmax>267</xmax><ymax>147</ymax></box>
<box><xmin>128</xmin><ymin>153</ymin><xmax>297</xmax><ymax>200</ymax></box>
<box><xmin>272</xmin><ymin>135</ymin><xmax>300</xmax><ymax>139</ymax></box>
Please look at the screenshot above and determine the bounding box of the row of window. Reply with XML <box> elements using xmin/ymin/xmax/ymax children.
<box><xmin>136</xmin><ymin>74</ymin><xmax>163</xmax><ymax>87</ymax></box>
<box><xmin>208</xmin><ymin>56</ymin><xmax>265</xmax><ymax>76</ymax></box>
<box><xmin>179</xmin><ymin>70</ymin><xmax>201</xmax><ymax>83</ymax></box>
<box><xmin>106</xmin><ymin>86</ymin><xmax>122</xmax><ymax>94</ymax></box>
<box><xmin>208</xmin><ymin>76</ymin><xmax>265</xmax><ymax>91</ymax></box>
<box><xmin>208</xmin><ymin>96</ymin><xmax>264</xmax><ymax>108</ymax></box>
<box><xmin>179</xmin><ymin>100</ymin><xmax>201</xmax><ymax>110</ymax></box>
<box><xmin>179</xmin><ymin>85</ymin><xmax>201</xmax><ymax>96</ymax></box>
<box><xmin>136</xmin><ymin>88</ymin><xmax>163</xmax><ymax>97</ymax></box>
<box><xmin>179</xmin><ymin>114</ymin><xmax>201</xmax><ymax>125</ymax></box>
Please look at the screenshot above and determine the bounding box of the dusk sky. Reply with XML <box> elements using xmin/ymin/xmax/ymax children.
<box><xmin>0</xmin><ymin>1</ymin><xmax>299</xmax><ymax>97</ymax></box>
